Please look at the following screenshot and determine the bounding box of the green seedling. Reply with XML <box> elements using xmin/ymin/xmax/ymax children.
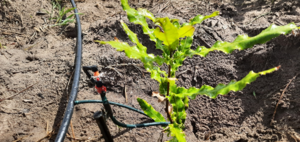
<box><xmin>44</xmin><ymin>0</ymin><xmax>82</xmax><ymax>27</ymax></box>
<box><xmin>95</xmin><ymin>0</ymin><xmax>299</xmax><ymax>141</ymax></box>
<box><xmin>0</xmin><ymin>42</ymin><xmax>6</xmax><ymax>49</ymax></box>
<box><xmin>253</xmin><ymin>91</ymin><xmax>257</xmax><ymax>99</ymax></box>
<box><xmin>0</xmin><ymin>38</ymin><xmax>6</xmax><ymax>49</ymax></box>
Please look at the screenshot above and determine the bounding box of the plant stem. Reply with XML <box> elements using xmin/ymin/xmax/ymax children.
<box><xmin>166</xmin><ymin>52</ymin><xmax>173</xmax><ymax>123</ymax></box>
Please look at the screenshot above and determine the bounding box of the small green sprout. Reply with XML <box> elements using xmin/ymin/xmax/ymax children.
<box><xmin>253</xmin><ymin>91</ymin><xmax>257</xmax><ymax>99</ymax></box>
<box><xmin>0</xmin><ymin>42</ymin><xmax>6</xmax><ymax>49</ymax></box>
<box><xmin>44</xmin><ymin>0</ymin><xmax>82</xmax><ymax>27</ymax></box>
<box><xmin>95</xmin><ymin>0</ymin><xmax>299</xmax><ymax>141</ymax></box>
<box><xmin>0</xmin><ymin>38</ymin><xmax>7</xmax><ymax>49</ymax></box>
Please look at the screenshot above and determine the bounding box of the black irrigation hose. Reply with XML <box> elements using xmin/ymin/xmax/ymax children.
<box><xmin>75</xmin><ymin>100</ymin><xmax>170</xmax><ymax>128</ymax></box>
<box><xmin>74</xmin><ymin>100</ymin><xmax>148</xmax><ymax>117</ymax></box>
<box><xmin>55</xmin><ymin>0</ymin><xmax>82</xmax><ymax>141</ymax></box>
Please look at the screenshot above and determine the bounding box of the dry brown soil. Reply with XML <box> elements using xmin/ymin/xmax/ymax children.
<box><xmin>1</xmin><ymin>0</ymin><xmax>300</xmax><ymax>141</ymax></box>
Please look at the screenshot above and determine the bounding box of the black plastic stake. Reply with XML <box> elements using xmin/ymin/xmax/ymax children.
<box><xmin>94</xmin><ymin>111</ymin><xmax>114</xmax><ymax>142</ymax></box>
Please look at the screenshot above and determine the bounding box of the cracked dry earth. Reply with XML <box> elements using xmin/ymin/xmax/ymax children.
<box><xmin>1</xmin><ymin>0</ymin><xmax>300</xmax><ymax>141</ymax></box>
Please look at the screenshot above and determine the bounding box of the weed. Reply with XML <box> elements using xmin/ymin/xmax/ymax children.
<box><xmin>0</xmin><ymin>42</ymin><xmax>6</xmax><ymax>49</ymax></box>
<box><xmin>44</xmin><ymin>0</ymin><xmax>82</xmax><ymax>27</ymax></box>
<box><xmin>253</xmin><ymin>91</ymin><xmax>257</xmax><ymax>99</ymax></box>
<box><xmin>95</xmin><ymin>0</ymin><xmax>299</xmax><ymax>141</ymax></box>
<box><xmin>0</xmin><ymin>39</ymin><xmax>6</xmax><ymax>49</ymax></box>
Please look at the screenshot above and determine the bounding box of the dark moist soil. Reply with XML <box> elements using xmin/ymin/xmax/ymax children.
<box><xmin>1</xmin><ymin>0</ymin><xmax>300</xmax><ymax>141</ymax></box>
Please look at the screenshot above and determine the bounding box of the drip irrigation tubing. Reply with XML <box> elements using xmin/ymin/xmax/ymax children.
<box><xmin>55</xmin><ymin>1</ymin><xmax>170</xmax><ymax>141</ymax></box>
<box><xmin>110</xmin><ymin>116</ymin><xmax>170</xmax><ymax>128</ymax></box>
<box><xmin>75</xmin><ymin>100</ymin><xmax>170</xmax><ymax>128</ymax></box>
<box><xmin>75</xmin><ymin>100</ymin><xmax>147</xmax><ymax>116</ymax></box>
<box><xmin>55</xmin><ymin>0</ymin><xmax>82</xmax><ymax>141</ymax></box>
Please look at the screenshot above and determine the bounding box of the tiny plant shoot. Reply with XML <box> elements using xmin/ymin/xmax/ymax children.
<box><xmin>95</xmin><ymin>0</ymin><xmax>299</xmax><ymax>141</ymax></box>
<box><xmin>44</xmin><ymin>0</ymin><xmax>82</xmax><ymax>27</ymax></box>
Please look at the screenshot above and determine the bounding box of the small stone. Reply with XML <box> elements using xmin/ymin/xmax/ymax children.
<box><xmin>22</xmin><ymin>109</ymin><xmax>30</xmax><ymax>113</ymax></box>
<box><xmin>23</xmin><ymin>99</ymin><xmax>33</xmax><ymax>103</ymax></box>
<box><xmin>86</xmin><ymin>118</ymin><xmax>92</xmax><ymax>123</ymax></box>
<box><xmin>37</xmin><ymin>93</ymin><xmax>44</xmax><ymax>99</ymax></box>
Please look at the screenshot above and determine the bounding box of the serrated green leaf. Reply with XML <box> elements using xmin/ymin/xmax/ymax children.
<box><xmin>189</xmin><ymin>11</ymin><xmax>219</xmax><ymax>25</ymax></box>
<box><xmin>96</xmin><ymin>40</ymin><xmax>147</xmax><ymax>59</ymax></box>
<box><xmin>170</xmin><ymin>67</ymin><xmax>279</xmax><ymax>99</ymax></box>
<box><xmin>167</xmin><ymin>94</ymin><xmax>186</xmax><ymax>124</ymax></box>
<box><xmin>156</xmin><ymin>39</ymin><xmax>170</xmax><ymax>57</ymax></box>
<box><xmin>166</xmin><ymin>80</ymin><xmax>187</xmax><ymax>124</ymax></box>
<box><xmin>178</xmin><ymin>36</ymin><xmax>193</xmax><ymax>53</ymax></box>
<box><xmin>121</xmin><ymin>0</ymin><xmax>156</xmax><ymax>42</ymax></box>
<box><xmin>149</xmin><ymin>67</ymin><xmax>167</xmax><ymax>83</ymax></box>
<box><xmin>159</xmin><ymin>78</ymin><xmax>169</xmax><ymax>96</ymax></box>
<box><xmin>154</xmin><ymin>17</ymin><xmax>179</xmax><ymax>51</ymax></box>
<box><xmin>195</xmin><ymin>23</ymin><xmax>298</xmax><ymax>57</ymax></box>
<box><xmin>178</xmin><ymin>26</ymin><xmax>195</xmax><ymax>38</ymax></box>
<box><xmin>168</xmin><ymin>137</ymin><xmax>178</xmax><ymax>142</ymax></box>
<box><xmin>137</xmin><ymin>98</ymin><xmax>166</xmax><ymax>122</ymax></box>
<box><xmin>137</xmin><ymin>8</ymin><xmax>156</xmax><ymax>22</ymax></box>
<box><xmin>120</xmin><ymin>21</ymin><xmax>167</xmax><ymax>67</ymax></box>
<box><xmin>170</xmin><ymin>37</ymin><xmax>193</xmax><ymax>77</ymax></box>
<box><xmin>96</xmin><ymin>40</ymin><xmax>167</xmax><ymax>83</ymax></box>
<box><xmin>183</xmin><ymin>96</ymin><xmax>189</xmax><ymax>109</ymax></box>
<box><xmin>169</xmin><ymin>124</ymin><xmax>186</xmax><ymax>142</ymax></box>
<box><xmin>120</xmin><ymin>21</ymin><xmax>147</xmax><ymax>51</ymax></box>
<box><xmin>96</xmin><ymin>20</ymin><xmax>168</xmax><ymax>83</ymax></box>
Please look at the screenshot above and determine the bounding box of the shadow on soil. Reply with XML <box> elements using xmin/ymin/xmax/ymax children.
<box><xmin>50</xmin><ymin>67</ymin><xmax>74</xmax><ymax>140</ymax></box>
